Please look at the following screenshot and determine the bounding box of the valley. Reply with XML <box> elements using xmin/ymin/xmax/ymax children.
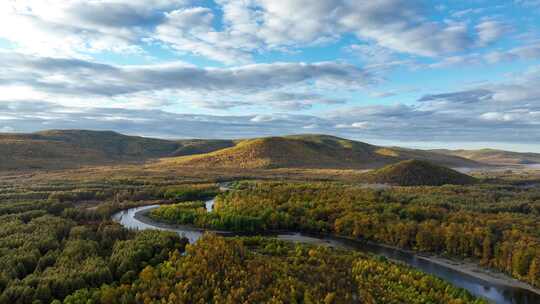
<box><xmin>1</xmin><ymin>130</ymin><xmax>540</xmax><ymax>304</ymax></box>
<box><xmin>113</xmin><ymin>193</ymin><xmax>540</xmax><ymax>304</ymax></box>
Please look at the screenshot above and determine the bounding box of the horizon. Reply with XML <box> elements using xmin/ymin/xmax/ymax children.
<box><xmin>1</xmin><ymin>1</ymin><xmax>540</xmax><ymax>152</ymax></box>
<box><xmin>5</xmin><ymin>128</ymin><xmax>540</xmax><ymax>154</ymax></box>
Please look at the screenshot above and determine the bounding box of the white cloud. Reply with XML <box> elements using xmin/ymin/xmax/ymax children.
<box><xmin>475</xmin><ymin>20</ymin><xmax>509</xmax><ymax>46</ymax></box>
<box><xmin>0</xmin><ymin>0</ymin><xmax>538</xmax><ymax>147</ymax></box>
<box><xmin>480</xmin><ymin>112</ymin><xmax>515</xmax><ymax>122</ymax></box>
<box><xmin>155</xmin><ymin>7</ymin><xmax>253</xmax><ymax>64</ymax></box>
<box><xmin>250</xmin><ymin>115</ymin><xmax>276</xmax><ymax>122</ymax></box>
<box><xmin>214</xmin><ymin>0</ymin><xmax>483</xmax><ymax>58</ymax></box>
<box><xmin>426</xmin><ymin>42</ymin><xmax>540</xmax><ymax>68</ymax></box>
<box><xmin>0</xmin><ymin>52</ymin><xmax>371</xmax><ymax>110</ymax></box>
<box><xmin>2</xmin><ymin>65</ymin><xmax>540</xmax><ymax>145</ymax></box>
<box><xmin>335</xmin><ymin>121</ymin><xmax>369</xmax><ymax>129</ymax></box>
<box><xmin>451</xmin><ymin>8</ymin><xmax>486</xmax><ymax>18</ymax></box>
<box><xmin>0</xmin><ymin>0</ymin><xmax>188</xmax><ymax>57</ymax></box>
<box><xmin>351</xmin><ymin>122</ymin><xmax>369</xmax><ymax>128</ymax></box>
<box><xmin>0</xmin><ymin>0</ymin><xmax>509</xmax><ymax>63</ymax></box>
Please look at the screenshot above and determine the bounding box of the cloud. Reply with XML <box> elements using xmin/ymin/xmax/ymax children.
<box><xmin>426</xmin><ymin>42</ymin><xmax>540</xmax><ymax>68</ymax></box>
<box><xmin>3</xmin><ymin>58</ymin><xmax>539</xmax><ymax>144</ymax></box>
<box><xmin>1</xmin><ymin>73</ymin><xmax>540</xmax><ymax>145</ymax></box>
<box><xmin>0</xmin><ymin>51</ymin><xmax>371</xmax><ymax>110</ymax></box>
<box><xmin>155</xmin><ymin>7</ymin><xmax>253</xmax><ymax>64</ymax></box>
<box><xmin>213</xmin><ymin>0</ymin><xmax>489</xmax><ymax>58</ymax></box>
<box><xmin>0</xmin><ymin>52</ymin><xmax>371</xmax><ymax>93</ymax></box>
<box><xmin>0</xmin><ymin>0</ymin><xmax>188</xmax><ymax>57</ymax></box>
<box><xmin>323</xmin><ymin>67</ymin><xmax>540</xmax><ymax>143</ymax></box>
<box><xmin>480</xmin><ymin>112</ymin><xmax>516</xmax><ymax>122</ymax></box>
<box><xmin>451</xmin><ymin>8</ymin><xmax>486</xmax><ymax>18</ymax></box>
<box><xmin>0</xmin><ymin>0</ymin><xmax>510</xmax><ymax>63</ymax></box>
<box><xmin>515</xmin><ymin>0</ymin><xmax>540</xmax><ymax>8</ymax></box>
<box><xmin>335</xmin><ymin>121</ymin><xmax>369</xmax><ymax>129</ymax></box>
<box><xmin>0</xmin><ymin>1</ymin><xmax>538</xmax><ymax>148</ymax></box>
<box><xmin>475</xmin><ymin>20</ymin><xmax>509</xmax><ymax>46</ymax></box>
<box><xmin>418</xmin><ymin>89</ymin><xmax>493</xmax><ymax>104</ymax></box>
<box><xmin>0</xmin><ymin>102</ymin><xmax>334</xmax><ymax>139</ymax></box>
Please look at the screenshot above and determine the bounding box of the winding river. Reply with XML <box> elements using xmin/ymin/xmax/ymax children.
<box><xmin>113</xmin><ymin>198</ymin><xmax>540</xmax><ymax>304</ymax></box>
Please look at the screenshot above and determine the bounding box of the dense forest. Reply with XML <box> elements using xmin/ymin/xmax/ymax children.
<box><xmin>60</xmin><ymin>234</ymin><xmax>484</xmax><ymax>304</ymax></box>
<box><xmin>0</xmin><ymin>178</ymin><xmax>206</xmax><ymax>304</ymax></box>
<box><xmin>149</xmin><ymin>201</ymin><xmax>264</xmax><ymax>232</ymax></box>
<box><xmin>151</xmin><ymin>181</ymin><xmax>540</xmax><ymax>288</ymax></box>
<box><xmin>0</xmin><ymin>178</ymin><xmax>489</xmax><ymax>303</ymax></box>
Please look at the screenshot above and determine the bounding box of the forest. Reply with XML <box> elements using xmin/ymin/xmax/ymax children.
<box><xmin>59</xmin><ymin>234</ymin><xmax>484</xmax><ymax>304</ymax></box>
<box><xmin>150</xmin><ymin>181</ymin><xmax>540</xmax><ymax>288</ymax></box>
<box><xmin>0</xmin><ymin>177</ymin><xmax>490</xmax><ymax>303</ymax></box>
<box><xmin>149</xmin><ymin>201</ymin><xmax>264</xmax><ymax>232</ymax></box>
<box><xmin>0</xmin><ymin>180</ymin><xmax>211</xmax><ymax>304</ymax></box>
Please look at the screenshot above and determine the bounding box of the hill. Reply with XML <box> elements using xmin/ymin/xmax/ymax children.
<box><xmin>163</xmin><ymin>134</ymin><xmax>480</xmax><ymax>169</ymax></box>
<box><xmin>0</xmin><ymin>131</ymin><xmax>485</xmax><ymax>171</ymax></box>
<box><xmin>0</xmin><ymin>130</ymin><xmax>232</xmax><ymax>171</ymax></box>
<box><xmin>432</xmin><ymin>148</ymin><xmax>540</xmax><ymax>166</ymax></box>
<box><xmin>171</xmin><ymin>139</ymin><xmax>235</xmax><ymax>156</ymax></box>
<box><xmin>360</xmin><ymin>160</ymin><xmax>477</xmax><ymax>186</ymax></box>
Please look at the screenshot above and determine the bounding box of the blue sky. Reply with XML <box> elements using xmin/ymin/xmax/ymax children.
<box><xmin>0</xmin><ymin>0</ymin><xmax>539</xmax><ymax>151</ymax></box>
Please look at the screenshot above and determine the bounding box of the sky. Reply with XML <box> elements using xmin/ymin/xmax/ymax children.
<box><xmin>1</xmin><ymin>0</ymin><xmax>540</xmax><ymax>152</ymax></box>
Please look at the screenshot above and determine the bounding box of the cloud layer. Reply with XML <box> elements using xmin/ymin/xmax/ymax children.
<box><xmin>0</xmin><ymin>0</ymin><xmax>510</xmax><ymax>63</ymax></box>
<box><xmin>0</xmin><ymin>0</ymin><xmax>539</xmax><ymax>150</ymax></box>
<box><xmin>0</xmin><ymin>51</ymin><xmax>370</xmax><ymax>110</ymax></box>
<box><xmin>1</xmin><ymin>65</ymin><xmax>539</xmax><ymax>144</ymax></box>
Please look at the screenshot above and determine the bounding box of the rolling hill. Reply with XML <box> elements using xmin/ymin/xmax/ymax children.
<box><xmin>170</xmin><ymin>139</ymin><xmax>235</xmax><ymax>156</ymax></box>
<box><xmin>163</xmin><ymin>134</ymin><xmax>481</xmax><ymax>170</ymax></box>
<box><xmin>432</xmin><ymin>149</ymin><xmax>540</xmax><ymax>166</ymax></box>
<box><xmin>360</xmin><ymin>160</ymin><xmax>477</xmax><ymax>186</ymax></box>
<box><xmin>0</xmin><ymin>131</ymin><xmax>486</xmax><ymax>171</ymax></box>
<box><xmin>0</xmin><ymin>130</ymin><xmax>232</xmax><ymax>170</ymax></box>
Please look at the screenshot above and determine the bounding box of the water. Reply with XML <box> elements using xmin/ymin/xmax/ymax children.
<box><xmin>205</xmin><ymin>198</ymin><xmax>215</xmax><ymax>212</ymax></box>
<box><xmin>112</xmin><ymin>205</ymin><xmax>205</xmax><ymax>243</ymax></box>
<box><xmin>112</xmin><ymin>202</ymin><xmax>540</xmax><ymax>304</ymax></box>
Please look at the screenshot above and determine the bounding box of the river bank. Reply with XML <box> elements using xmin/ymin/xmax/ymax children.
<box><xmin>417</xmin><ymin>254</ymin><xmax>540</xmax><ymax>296</ymax></box>
<box><xmin>362</xmin><ymin>239</ymin><xmax>540</xmax><ymax>297</ymax></box>
<box><xmin>125</xmin><ymin>205</ymin><xmax>540</xmax><ymax>301</ymax></box>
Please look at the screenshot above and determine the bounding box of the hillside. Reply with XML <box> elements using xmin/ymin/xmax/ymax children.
<box><xmin>432</xmin><ymin>149</ymin><xmax>540</xmax><ymax>166</ymax></box>
<box><xmin>360</xmin><ymin>160</ymin><xmax>477</xmax><ymax>186</ymax></box>
<box><xmin>0</xmin><ymin>130</ymin><xmax>232</xmax><ymax>171</ymax></box>
<box><xmin>163</xmin><ymin>134</ymin><xmax>480</xmax><ymax>169</ymax></box>
<box><xmin>171</xmin><ymin>139</ymin><xmax>235</xmax><ymax>156</ymax></box>
<box><xmin>0</xmin><ymin>131</ymin><xmax>486</xmax><ymax>171</ymax></box>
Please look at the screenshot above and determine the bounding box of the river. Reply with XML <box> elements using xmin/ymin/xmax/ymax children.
<box><xmin>112</xmin><ymin>200</ymin><xmax>540</xmax><ymax>304</ymax></box>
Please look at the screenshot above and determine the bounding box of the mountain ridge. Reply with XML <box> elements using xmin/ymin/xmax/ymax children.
<box><xmin>161</xmin><ymin>134</ymin><xmax>481</xmax><ymax>170</ymax></box>
<box><xmin>431</xmin><ymin>148</ymin><xmax>540</xmax><ymax>166</ymax></box>
<box><xmin>0</xmin><ymin>129</ymin><xmax>232</xmax><ymax>170</ymax></box>
<box><xmin>3</xmin><ymin>129</ymin><xmax>537</xmax><ymax>172</ymax></box>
